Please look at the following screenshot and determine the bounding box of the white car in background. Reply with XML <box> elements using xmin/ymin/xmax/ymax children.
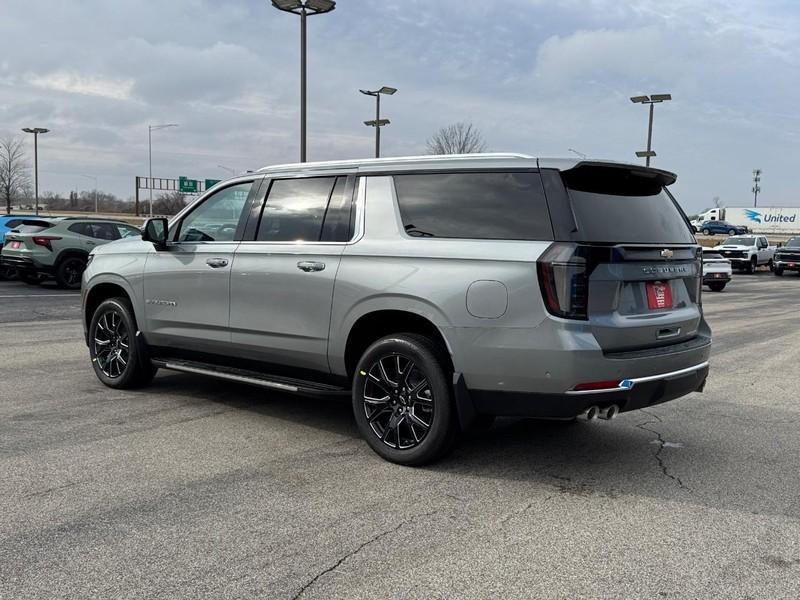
<box><xmin>702</xmin><ymin>248</ymin><xmax>733</xmax><ymax>291</ymax></box>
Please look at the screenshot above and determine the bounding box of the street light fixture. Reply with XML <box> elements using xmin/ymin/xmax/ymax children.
<box><xmin>79</xmin><ymin>174</ymin><xmax>99</xmax><ymax>213</ymax></box>
<box><xmin>218</xmin><ymin>165</ymin><xmax>237</xmax><ymax>176</ymax></box>
<box><xmin>630</xmin><ymin>93</ymin><xmax>672</xmax><ymax>167</ymax></box>
<box><xmin>21</xmin><ymin>127</ymin><xmax>49</xmax><ymax>216</ymax></box>
<box><xmin>360</xmin><ymin>86</ymin><xmax>397</xmax><ymax>158</ymax></box>
<box><xmin>271</xmin><ymin>0</ymin><xmax>336</xmax><ymax>163</ymax></box>
<box><xmin>567</xmin><ymin>148</ymin><xmax>587</xmax><ymax>159</ymax></box>
<box><xmin>148</xmin><ymin>123</ymin><xmax>178</xmax><ymax>217</ymax></box>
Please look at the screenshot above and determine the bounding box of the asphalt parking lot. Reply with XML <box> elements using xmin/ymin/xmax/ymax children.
<box><xmin>1</xmin><ymin>273</ymin><xmax>799</xmax><ymax>599</ymax></box>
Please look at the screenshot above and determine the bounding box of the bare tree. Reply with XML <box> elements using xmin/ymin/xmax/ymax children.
<box><xmin>712</xmin><ymin>196</ymin><xmax>725</xmax><ymax>209</ymax></box>
<box><xmin>153</xmin><ymin>191</ymin><xmax>187</xmax><ymax>215</ymax></box>
<box><xmin>0</xmin><ymin>136</ymin><xmax>32</xmax><ymax>214</ymax></box>
<box><xmin>426</xmin><ymin>122</ymin><xmax>487</xmax><ymax>155</ymax></box>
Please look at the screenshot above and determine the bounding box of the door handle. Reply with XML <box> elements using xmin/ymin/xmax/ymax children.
<box><xmin>86</xmin><ymin>242</ymin><xmax>95</xmax><ymax>246</ymax></box>
<box><xmin>297</xmin><ymin>261</ymin><xmax>325</xmax><ymax>272</ymax></box>
<box><xmin>206</xmin><ymin>258</ymin><xmax>229</xmax><ymax>268</ymax></box>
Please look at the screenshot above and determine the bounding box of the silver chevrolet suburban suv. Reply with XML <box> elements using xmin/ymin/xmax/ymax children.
<box><xmin>82</xmin><ymin>154</ymin><xmax>711</xmax><ymax>465</ymax></box>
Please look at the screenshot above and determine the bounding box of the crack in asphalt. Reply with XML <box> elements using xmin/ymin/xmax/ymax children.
<box><xmin>499</xmin><ymin>495</ymin><xmax>552</xmax><ymax>527</ymax></box>
<box><xmin>292</xmin><ymin>509</ymin><xmax>442</xmax><ymax>599</ymax></box>
<box><xmin>636</xmin><ymin>409</ymin><xmax>689</xmax><ymax>491</ymax></box>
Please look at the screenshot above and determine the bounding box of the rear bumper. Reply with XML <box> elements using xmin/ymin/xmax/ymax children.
<box><xmin>775</xmin><ymin>260</ymin><xmax>800</xmax><ymax>271</ymax></box>
<box><xmin>703</xmin><ymin>273</ymin><xmax>731</xmax><ymax>283</ymax></box>
<box><xmin>0</xmin><ymin>255</ymin><xmax>53</xmax><ymax>274</ymax></box>
<box><xmin>0</xmin><ymin>254</ymin><xmax>53</xmax><ymax>273</ymax></box>
<box><xmin>469</xmin><ymin>362</ymin><xmax>709</xmax><ymax>418</ymax></box>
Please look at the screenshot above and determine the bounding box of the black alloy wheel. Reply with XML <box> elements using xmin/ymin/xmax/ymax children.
<box><xmin>89</xmin><ymin>297</ymin><xmax>157</xmax><ymax>389</ymax></box>
<box><xmin>56</xmin><ymin>256</ymin><xmax>86</xmax><ymax>289</ymax></box>
<box><xmin>362</xmin><ymin>353</ymin><xmax>435</xmax><ymax>450</ymax></box>
<box><xmin>93</xmin><ymin>308</ymin><xmax>130</xmax><ymax>379</ymax></box>
<box><xmin>352</xmin><ymin>333</ymin><xmax>457</xmax><ymax>466</ymax></box>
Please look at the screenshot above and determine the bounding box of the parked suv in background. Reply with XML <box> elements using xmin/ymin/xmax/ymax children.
<box><xmin>774</xmin><ymin>237</ymin><xmax>800</xmax><ymax>276</ymax></box>
<box><xmin>2</xmin><ymin>218</ymin><xmax>141</xmax><ymax>288</ymax></box>
<box><xmin>82</xmin><ymin>154</ymin><xmax>711</xmax><ymax>465</ymax></box>
<box><xmin>0</xmin><ymin>215</ymin><xmax>50</xmax><ymax>279</ymax></box>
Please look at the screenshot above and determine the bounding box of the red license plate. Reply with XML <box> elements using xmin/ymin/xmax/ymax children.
<box><xmin>646</xmin><ymin>281</ymin><xmax>673</xmax><ymax>310</ymax></box>
<box><xmin>9</xmin><ymin>241</ymin><xmax>20</xmax><ymax>249</ymax></box>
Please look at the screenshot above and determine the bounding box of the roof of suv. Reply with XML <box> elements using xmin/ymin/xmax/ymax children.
<box><xmin>256</xmin><ymin>153</ymin><xmax>677</xmax><ymax>183</ymax></box>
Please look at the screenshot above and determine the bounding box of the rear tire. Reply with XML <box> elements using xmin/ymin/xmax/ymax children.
<box><xmin>55</xmin><ymin>256</ymin><xmax>86</xmax><ymax>289</ymax></box>
<box><xmin>708</xmin><ymin>282</ymin><xmax>726</xmax><ymax>292</ymax></box>
<box><xmin>89</xmin><ymin>297</ymin><xmax>157</xmax><ymax>389</ymax></box>
<box><xmin>352</xmin><ymin>333</ymin><xmax>457</xmax><ymax>466</ymax></box>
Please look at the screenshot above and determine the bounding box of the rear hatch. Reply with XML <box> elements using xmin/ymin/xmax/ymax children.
<box><xmin>539</xmin><ymin>163</ymin><xmax>702</xmax><ymax>353</ymax></box>
<box><xmin>2</xmin><ymin>221</ymin><xmax>57</xmax><ymax>254</ymax></box>
<box><xmin>702</xmin><ymin>251</ymin><xmax>731</xmax><ymax>274</ymax></box>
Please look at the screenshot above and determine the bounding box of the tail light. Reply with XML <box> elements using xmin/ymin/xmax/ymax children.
<box><xmin>537</xmin><ymin>243</ymin><xmax>590</xmax><ymax>320</ymax></box>
<box><xmin>32</xmin><ymin>236</ymin><xmax>61</xmax><ymax>251</ymax></box>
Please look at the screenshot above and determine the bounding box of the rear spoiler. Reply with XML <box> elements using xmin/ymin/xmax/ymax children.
<box><xmin>566</xmin><ymin>161</ymin><xmax>677</xmax><ymax>187</ymax></box>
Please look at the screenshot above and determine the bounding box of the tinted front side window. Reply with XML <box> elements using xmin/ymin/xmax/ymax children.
<box><xmin>68</xmin><ymin>223</ymin><xmax>90</xmax><ymax>236</ymax></box>
<box><xmin>393</xmin><ymin>172</ymin><xmax>553</xmax><ymax>240</ymax></box>
<box><xmin>178</xmin><ymin>182</ymin><xmax>252</xmax><ymax>242</ymax></box>
<box><xmin>563</xmin><ymin>166</ymin><xmax>695</xmax><ymax>244</ymax></box>
<box><xmin>88</xmin><ymin>223</ymin><xmax>121</xmax><ymax>240</ymax></box>
<box><xmin>257</xmin><ymin>177</ymin><xmax>336</xmax><ymax>242</ymax></box>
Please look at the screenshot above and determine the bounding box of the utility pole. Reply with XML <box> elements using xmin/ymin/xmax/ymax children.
<box><xmin>752</xmin><ymin>169</ymin><xmax>761</xmax><ymax>207</ymax></box>
<box><xmin>360</xmin><ymin>86</ymin><xmax>397</xmax><ymax>158</ymax></box>
<box><xmin>630</xmin><ymin>94</ymin><xmax>672</xmax><ymax>167</ymax></box>
<box><xmin>21</xmin><ymin>127</ymin><xmax>49</xmax><ymax>216</ymax></box>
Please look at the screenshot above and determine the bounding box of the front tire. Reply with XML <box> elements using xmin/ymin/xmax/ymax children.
<box><xmin>89</xmin><ymin>297</ymin><xmax>157</xmax><ymax>389</ymax></box>
<box><xmin>728</xmin><ymin>229</ymin><xmax>736</xmax><ymax>235</ymax></box>
<box><xmin>702</xmin><ymin>228</ymin><xmax>711</xmax><ymax>235</ymax></box>
<box><xmin>774</xmin><ymin>266</ymin><xmax>784</xmax><ymax>276</ymax></box>
<box><xmin>746</xmin><ymin>257</ymin><xmax>756</xmax><ymax>274</ymax></box>
<box><xmin>55</xmin><ymin>256</ymin><xmax>86</xmax><ymax>289</ymax></box>
<box><xmin>352</xmin><ymin>333</ymin><xmax>457</xmax><ymax>466</ymax></box>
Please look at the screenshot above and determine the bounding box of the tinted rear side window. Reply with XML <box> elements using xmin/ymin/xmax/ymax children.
<box><xmin>562</xmin><ymin>166</ymin><xmax>695</xmax><ymax>244</ymax></box>
<box><xmin>257</xmin><ymin>177</ymin><xmax>336</xmax><ymax>242</ymax></box>
<box><xmin>393</xmin><ymin>172</ymin><xmax>553</xmax><ymax>240</ymax></box>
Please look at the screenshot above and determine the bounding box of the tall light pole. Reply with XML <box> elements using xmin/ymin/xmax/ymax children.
<box><xmin>360</xmin><ymin>86</ymin><xmax>397</xmax><ymax>158</ymax></box>
<box><xmin>752</xmin><ymin>169</ymin><xmax>762</xmax><ymax>207</ymax></box>
<box><xmin>630</xmin><ymin>94</ymin><xmax>671</xmax><ymax>167</ymax></box>
<box><xmin>271</xmin><ymin>0</ymin><xmax>336</xmax><ymax>163</ymax></box>
<box><xmin>79</xmin><ymin>174</ymin><xmax>99</xmax><ymax>213</ymax></box>
<box><xmin>21</xmin><ymin>127</ymin><xmax>49</xmax><ymax>216</ymax></box>
<box><xmin>148</xmin><ymin>123</ymin><xmax>178</xmax><ymax>217</ymax></box>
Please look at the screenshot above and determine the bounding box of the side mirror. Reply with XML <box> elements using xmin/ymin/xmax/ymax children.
<box><xmin>142</xmin><ymin>218</ymin><xmax>168</xmax><ymax>249</ymax></box>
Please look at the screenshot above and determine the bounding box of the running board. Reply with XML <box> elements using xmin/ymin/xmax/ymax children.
<box><xmin>150</xmin><ymin>359</ymin><xmax>349</xmax><ymax>396</ymax></box>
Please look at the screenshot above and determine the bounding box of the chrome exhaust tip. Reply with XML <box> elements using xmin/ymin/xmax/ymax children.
<box><xmin>600</xmin><ymin>405</ymin><xmax>619</xmax><ymax>420</ymax></box>
<box><xmin>581</xmin><ymin>406</ymin><xmax>600</xmax><ymax>421</ymax></box>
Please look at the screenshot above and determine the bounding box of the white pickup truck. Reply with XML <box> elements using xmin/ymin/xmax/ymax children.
<box><xmin>713</xmin><ymin>235</ymin><xmax>775</xmax><ymax>274</ymax></box>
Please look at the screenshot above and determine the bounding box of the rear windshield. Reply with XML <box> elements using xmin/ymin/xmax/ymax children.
<box><xmin>703</xmin><ymin>251</ymin><xmax>724</xmax><ymax>260</ymax></box>
<box><xmin>562</xmin><ymin>166</ymin><xmax>695</xmax><ymax>244</ymax></box>
<box><xmin>723</xmin><ymin>236</ymin><xmax>755</xmax><ymax>246</ymax></box>
<box><xmin>12</xmin><ymin>222</ymin><xmax>54</xmax><ymax>233</ymax></box>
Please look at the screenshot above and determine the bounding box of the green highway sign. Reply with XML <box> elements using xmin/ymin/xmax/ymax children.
<box><xmin>205</xmin><ymin>179</ymin><xmax>222</xmax><ymax>190</ymax></box>
<box><xmin>178</xmin><ymin>176</ymin><xmax>198</xmax><ymax>193</ymax></box>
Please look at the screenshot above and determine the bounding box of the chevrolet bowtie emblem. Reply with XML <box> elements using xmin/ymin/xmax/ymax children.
<box><xmin>660</xmin><ymin>249</ymin><xmax>674</xmax><ymax>259</ymax></box>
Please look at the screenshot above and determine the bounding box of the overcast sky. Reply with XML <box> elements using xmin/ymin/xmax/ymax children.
<box><xmin>1</xmin><ymin>0</ymin><xmax>798</xmax><ymax>212</ymax></box>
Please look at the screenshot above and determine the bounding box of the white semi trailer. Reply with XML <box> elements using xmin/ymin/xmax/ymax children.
<box><xmin>691</xmin><ymin>207</ymin><xmax>800</xmax><ymax>234</ymax></box>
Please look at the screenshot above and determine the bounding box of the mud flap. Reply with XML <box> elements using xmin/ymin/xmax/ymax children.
<box><xmin>453</xmin><ymin>372</ymin><xmax>478</xmax><ymax>430</ymax></box>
